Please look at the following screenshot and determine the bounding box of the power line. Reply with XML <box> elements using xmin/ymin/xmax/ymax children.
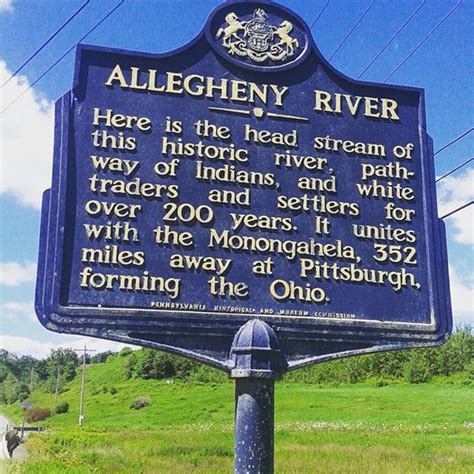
<box><xmin>310</xmin><ymin>0</ymin><xmax>330</xmax><ymax>30</ymax></box>
<box><xmin>434</xmin><ymin>128</ymin><xmax>473</xmax><ymax>156</ymax></box>
<box><xmin>357</xmin><ymin>1</ymin><xmax>426</xmax><ymax>79</ymax></box>
<box><xmin>328</xmin><ymin>0</ymin><xmax>376</xmax><ymax>61</ymax></box>
<box><xmin>383</xmin><ymin>0</ymin><xmax>463</xmax><ymax>83</ymax></box>
<box><xmin>440</xmin><ymin>201</ymin><xmax>473</xmax><ymax>220</ymax></box>
<box><xmin>1</xmin><ymin>1</ymin><xmax>91</xmax><ymax>88</ymax></box>
<box><xmin>1</xmin><ymin>0</ymin><xmax>125</xmax><ymax>115</ymax></box>
<box><xmin>436</xmin><ymin>158</ymin><xmax>473</xmax><ymax>183</ymax></box>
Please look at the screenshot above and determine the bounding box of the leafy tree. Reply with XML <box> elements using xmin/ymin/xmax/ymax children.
<box><xmin>435</xmin><ymin>328</ymin><xmax>473</xmax><ymax>375</ymax></box>
<box><xmin>0</xmin><ymin>373</ymin><xmax>29</xmax><ymax>404</ymax></box>
<box><xmin>0</xmin><ymin>362</ymin><xmax>7</xmax><ymax>383</ymax></box>
<box><xmin>135</xmin><ymin>350</ymin><xmax>175</xmax><ymax>380</ymax></box>
<box><xmin>90</xmin><ymin>351</ymin><xmax>115</xmax><ymax>364</ymax></box>
<box><xmin>126</xmin><ymin>349</ymin><xmax>199</xmax><ymax>380</ymax></box>
<box><xmin>44</xmin><ymin>348</ymin><xmax>79</xmax><ymax>393</ymax></box>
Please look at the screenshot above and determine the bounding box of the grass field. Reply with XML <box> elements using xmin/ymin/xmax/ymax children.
<box><xmin>1</xmin><ymin>354</ymin><xmax>472</xmax><ymax>473</ymax></box>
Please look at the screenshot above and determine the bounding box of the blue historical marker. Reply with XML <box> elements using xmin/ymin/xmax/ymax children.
<box><xmin>35</xmin><ymin>1</ymin><xmax>452</xmax><ymax>471</ymax></box>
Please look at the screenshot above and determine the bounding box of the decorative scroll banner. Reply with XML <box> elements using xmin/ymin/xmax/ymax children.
<box><xmin>36</xmin><ymin>0</ymin><xmax>451</xmax><ymax>371</ymax></box>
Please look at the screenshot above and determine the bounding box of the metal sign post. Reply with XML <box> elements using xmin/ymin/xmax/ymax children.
<box><xmin>231</xmin><ymin>320</ymin><xmax>284</xmax><ymax>473</ymax></box>
<box><xmin>19</xmin><ymin>402</ymin><xmax>32</xmax><ymax>440</ymax></box>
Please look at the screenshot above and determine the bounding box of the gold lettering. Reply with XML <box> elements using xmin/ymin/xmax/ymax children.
<box><xmin>313</xmin><ymin>89</ymin><xmax>400</xmax><ymax>121</ymax></box>
<box><xmin>105</xmin><ymin>64</ymin><xmax>128</xmax><ymax>88</ymax></box>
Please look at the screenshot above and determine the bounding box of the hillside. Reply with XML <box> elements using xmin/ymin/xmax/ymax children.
<box><xmin>1</xmin><ymin>349</ymin><xmax>473</xmax><ymax>473</ymax></box>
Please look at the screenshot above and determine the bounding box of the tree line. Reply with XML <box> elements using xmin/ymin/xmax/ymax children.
<box><xmin>1</xmin><ymin>328</ymin><xmax>472</xmax><ymax>405</ymax></box>
<box><xmin>124</xmin><ymin>327</ymin><xmax>473</xmax><ymax>384</ymax></box>
<box><xmin>0</xmin><ymin>348</ymin><xmax>109</xmax><ymax>405</ymax></box>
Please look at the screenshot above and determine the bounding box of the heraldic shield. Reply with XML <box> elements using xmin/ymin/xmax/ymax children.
<box><xmin>245</xmin><ymin>9</ymin><xmax>274</xmax><ymax>52</ymax></box>
<box><xmin>214</xmin><ymin>6</ymin><xmax>305</xmax><ymax>65</ymax></box>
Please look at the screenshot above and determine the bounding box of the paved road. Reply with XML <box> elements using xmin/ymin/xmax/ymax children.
<box><xmin>0</xmin><ymin>414</ymin><xmax>27</xmax><ymax>460</ymax></box>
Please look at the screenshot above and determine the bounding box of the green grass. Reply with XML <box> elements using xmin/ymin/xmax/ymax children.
<box><xmin>1</xmin><ymin>354</ymin><xmax>473</xmax><ymax>473</ymax></box>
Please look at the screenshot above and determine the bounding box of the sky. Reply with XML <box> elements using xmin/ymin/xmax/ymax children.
<box><xmin>0</xmin><ymin>0</ymin><xmax>472</xmax><ymax>359</ymax></box>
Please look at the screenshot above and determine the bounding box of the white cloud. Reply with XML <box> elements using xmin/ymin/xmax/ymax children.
<box><xmin>0</xmin><ymin>0</ymin><xmax>13</xmax><ymax>12</ymax></box>
<box><xmin>0</xmin><ymin>60</ymin><xmax>53</xmax><ymax>209</ymax></box>
<box><xmin>448</xmin><ymin>265</ymin><xmax>474</xmax><ymax>319</ymax></box>
<box><xmin>0</xmin><ymin>336</ymin><xmax>53</xmax><ymax>359</ymax></box>
<box><xmin>0</xmin><ymin>301</ymin><xmax>37</xmax><ymax>322</ymax></box>
<box><xmin>0</xmin><ymin>261</ymin><xmax>37</xmax><ymax>286</ymax></box>
<box><xmin>0</xmin><ymin>334</ymin><xmax>137</xmax><ymax>359</ymax></box>
<box><xmin>437</xmin><ymin>168</ymin><xmax>474</xmax><ymax>245</ymax></box>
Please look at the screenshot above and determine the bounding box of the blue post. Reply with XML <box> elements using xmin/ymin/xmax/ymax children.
<box><xmin>230</xmin><ymin>320</ymin><xmax>286</xmax><ymax>474</ymax></box>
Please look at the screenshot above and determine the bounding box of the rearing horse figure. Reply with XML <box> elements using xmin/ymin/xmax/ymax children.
<box><xmin>274</xmin><ymin>21</ymin><xmax>299</xmax><ymax>56</ymax></box>
<box><xmin>216</xmin><ymin>13</ymin><xmax>246</xmax><ymax>47</ymax></box>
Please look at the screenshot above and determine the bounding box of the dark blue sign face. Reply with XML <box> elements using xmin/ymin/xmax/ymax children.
<box><xmin>36</xmin><ymin>0</ymin><xmax>451</xmax><ymax>370</ymax></box>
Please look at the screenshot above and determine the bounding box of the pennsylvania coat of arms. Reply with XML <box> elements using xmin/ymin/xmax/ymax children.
<box><xmin>216</xmin><ymin>8</ymin><xmax>299</xmax><ymax>63</ymax></box>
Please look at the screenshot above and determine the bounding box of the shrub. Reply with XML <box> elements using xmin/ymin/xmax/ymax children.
<box><xmin>466</xmin><ymin>361</ymin><xmax>474</xmax><ymax>380</ymax></box>
<box><xmin>90</xmin><ymin>351</ymin><xmax>114</xmax><ymax>364</ymax></box>
<box><xmin>119</xmin><ymin>347</ymin><xmax>133</xmax><ymax>357</ymax></box>
<box><xmin>435</xmin><ymin>328</ymin><xmax>473</xmax><ymax>375</ymax></box>
<box><xmin>55</xmin><ymin>402</ymin><xmax>69</xmax><ymax>414</ymax></box>
<box><xmin>126</xmin><ymin>349</ymin><xmax>201</xmax><ymax>381</ymax></box>
<box><xmin>124</xmin><ymin>354</ymin><xmax>136</xmax><ymax>379</ymax></box>
<box><xmin>188</xmin><ymin>365</ymin><xmax>228</xmax><ymax>384</ymax></box>
<box><xmin>130</xmin><ymin>396</ymin><xmax>150</xmax><ymax>410</ymax></box>
<box><xmin>26</xmin><ymin>407</ymin><xmax>52</xmax><ymax>422</ymax></box>
<box><xmin>375</xmin><ymin>378</ymin><xmax>389</xmax><ymax>387</ymax></box>
<box><xmin>137</xmin><ymin>351</ymin><xmax>175</xmax><ymax>380</ymax></box>
<box><xmin>404</xmin><ymin>357</ymin><xmax>431</xmax><ymax>384</ymax></box>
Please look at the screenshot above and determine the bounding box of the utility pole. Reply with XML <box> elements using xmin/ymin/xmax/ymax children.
<box><xmin>29</xmin><ymin>366</ymin><xmax>35</xmax><ymax>393</ymax></box>
<box><xmin>79</xmin><ymin>346</ymin><xmax>86</xmax><ymax>427</ymax></box>
<box><xmin>72</xmin><ymin>345</ymin><xmax>96</xmax><ymax>427</ymax></box>
<box><xmin>54</xmin><ymin>364</ymin><xmax>61</xmax><ymax>409</ymax></box>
